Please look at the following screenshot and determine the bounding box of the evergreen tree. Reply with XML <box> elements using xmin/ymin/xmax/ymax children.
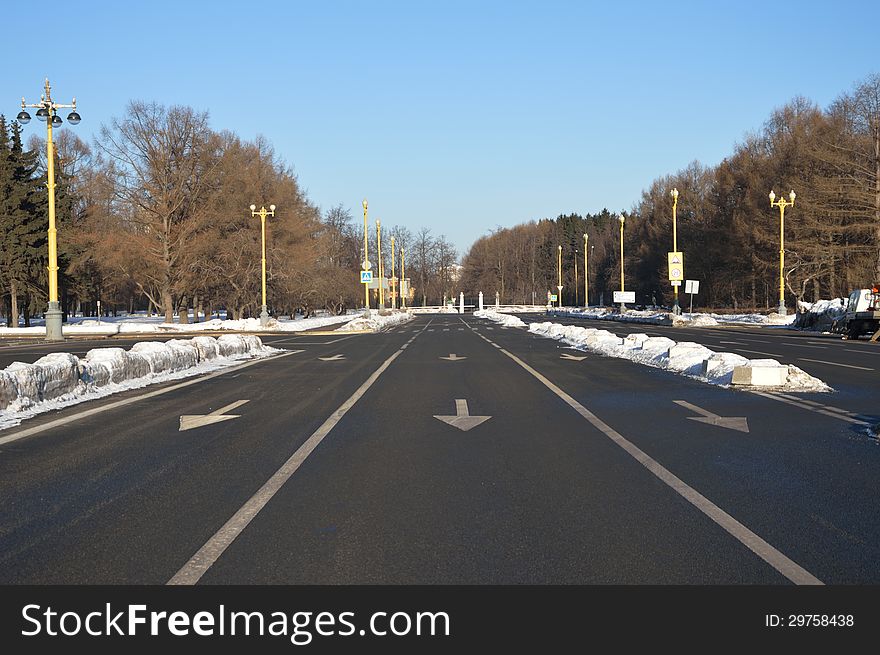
<box><xmin>0</xmin><ymin>115</ymin><xmax>47</xmax><ymax>326</ymax></box>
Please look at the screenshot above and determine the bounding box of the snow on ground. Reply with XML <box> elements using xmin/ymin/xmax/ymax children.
<box><xmin>0</xmin><ymin>335</ymin><xmax>278</xmax><ymax>430</ymax></box>
<box><xmin>474</xmin><ymin>311</ymin><xmax>829</xmax><ymax>392</ymax></box>
<box><xmin>707</xmin><ymin>312</ymin><xmax>795</xmax><ymax>326</ymax></box>
<box><xmin>0</xmin><ymin>312</ymin><xmax>358</xmax><ymax>336</ymax></box>
<box><xmin>408</xmin><ymin>306</ymin><xmax>460</xmax><ymax>314</ymax></box>
<box><xmin>546</xmin><ymin>306</ymin><xmax>793</xmax><ymax>327</ymax></box>
<box><xmin>336</xmin><ymin>310</ymin><xmax>414</xmax><ymax>332</ymax></box>
<box><xmin>473</xmin><ymin>310</ymin><xmax>527</xmax><ymax>328</ymax></box>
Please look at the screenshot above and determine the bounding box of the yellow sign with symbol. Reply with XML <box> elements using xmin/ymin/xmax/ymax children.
<box><xmin>667</xmin><ymin>251</ymin><xmax>684</xmax><ymax>282</ymax></box>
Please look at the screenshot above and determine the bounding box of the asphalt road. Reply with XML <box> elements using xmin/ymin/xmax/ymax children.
<box><xmin>0</xmin><ymin>314</ymin><xmax>878</xmax><ymax>584</ymax></box>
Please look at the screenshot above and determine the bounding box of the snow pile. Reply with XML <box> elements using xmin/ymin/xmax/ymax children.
<box><xmin>0</xmin><ymin>335</ymin><xmax>278</xmax><ymax>428</ymax></box>
<box><xmin>473</xmin><ymin>309</ymin><xmax>527</xmax><ymax>328</ymax></box>
<box><xmin>526</xmin><ymin>321</ymin><xmax>830</xmax><ymax>391</ymax></box>
<box><xmin>408</xmin><ymin>306</ymin><xmax>460</xmax><ymax>314</ymax></box>
<box><xmin>672</xmin><ymin>313</ymin><xmax>719</xmax><ymax>327</ymax></box>
<box><xmin>708</xmin><ymin>312</ymin><xmax>797</xmax><ymax>326</ymax></box>
<box><xmin>548</xmin><ymin>308</ymin><xmax>674</xmax><ymax>326</ymax></box>
<box><xmin>793</xmin><ymin>298</ymin><xmax>847</xmax><ymax>331</ymax></box>
<box><xmin>493</xmin><ymin>305</ymin><xmax>549</xmax><ymax>313</ymax></box>
<box><xmin>336</xmin><ymin>310</ymin><xmax>414</xmax><ymax>332</ymax></box>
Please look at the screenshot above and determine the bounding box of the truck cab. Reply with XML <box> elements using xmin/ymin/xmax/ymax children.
<box><xmin>833</xmin><ymin>287</ymin><xmax>880</xmax><ymax>340</ymax></box>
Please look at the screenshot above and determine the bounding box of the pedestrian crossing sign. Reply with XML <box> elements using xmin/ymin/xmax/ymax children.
<box><xmin>360</xmin><ymin>270</ymin><xmax>373</xmax><ymax>283</ymax></box>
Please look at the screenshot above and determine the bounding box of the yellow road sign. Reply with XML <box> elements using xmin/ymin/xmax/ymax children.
<box><xmin>667</xmin><ymin>251</ymin><xmax>684</xmax><ymax>281</ymax></box>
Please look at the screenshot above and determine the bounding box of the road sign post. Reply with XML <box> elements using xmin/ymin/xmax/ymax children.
<box><xmin>668</xmin><ymin>251</ymin><xmax>684</xmax><ymax>316</ymax></box>
<box><xmin>685</xmin><ymin>279</ymin><xmax>699</xmax><ymax>314</ymax></box>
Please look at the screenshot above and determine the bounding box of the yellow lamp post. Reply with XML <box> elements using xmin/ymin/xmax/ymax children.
<box><xmin>671</xmin><ymin>187</ymin><xmax>681</xmax><ymax>315</ymax></box>
<box><xmin>619</xmin><ymin>214</ymin><xmax>626</xmax><ymax>313</ymax></box>
<box><xmin>769</xmin><ymin>189</ymin><xmax>796</xmax><ymax>315</ymax></box>
<box><xmin>401</xmin><ymin>248</ymin><xmax>407</xmax><ymax>309</ymax></box>
<box><xmin>557</xmin><ymin>245</ymin><xmax>563</xmax><ymax>308</ymax></box>
<box><xmin>390</xmin><ymin>236</ymin><xmax>396</xmax><ymax>309</ymax></box>
<box><xmin>583</xmin><ymin>233</ymin><xmax>589</xmax><ymax>308</ymax></box>
<box><xmin>362</xmin><ymin>199</ymin><xmax>371</xmax><ymax>315</ymax></box>
<box><xmin>17</xmin><ymin>79</ymin><xmax>81</xmax><ymax>341</ymax></box>
<box><xmin>574</xmin><ymin>248</ymin><xmax>579</xmax><ymax>306</ymax></box>
<box><xmin>249</xmin><ymin>204</ymin><xmax>276</xmax><ymax>327</ymax></box>
<box><xmin>376</xmin><ymin>219</ymin><xmax>384</xmax><ymax>308</ymax></box>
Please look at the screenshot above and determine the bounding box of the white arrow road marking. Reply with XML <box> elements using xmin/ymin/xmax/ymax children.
<box><xmin>318</xmin><ymin>354</ymin><xmax>346</xmax><ymax>361</ymax></box>
<box><xmin>560</xmin><ymin>353</ymin><xmax>588</xmax><ymax>361</ymax></box>
<box><xmin>433</xmin><ymin>399</ymin><xmax>491</xmax><ymax>432</ymax></box>
<box><xmin>440</xmin><ymin>353</ymin><xmax>467</xmax><ymax>361</ymax></box>
<box><xmin>673</xmin><ymin>400</ymin><xmax>749</xmax><ymax>433</ymax></box>
<box><xmin>179</xmin><ymin>399</ymin><xmax>249</xmax><ymax>432</ymax></box>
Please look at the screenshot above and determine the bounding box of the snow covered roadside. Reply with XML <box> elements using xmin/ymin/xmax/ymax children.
<box><xmin>547</xmin><ymin>307</ymin><xmax>694</xmax><ymax>326</ymax></box>
<box><xmin>473</xmin><ymin>309</ymin><xmax>527</xmax><ymax>328</ymax></box>
<box><xmin>336</xmin><ymin>310</ymin><xmax>414</xmax><ymax>332</ymax></box>
<box><xmin>547</xmin><ymin>306</ymin><xmax>772</xmax><ymax>327</ymax></box>
<box><xmin>0</xmin><ymin>335</ymin><xmax>278</xmax><ymax>430</ymax></box>
<box><xmin>528</xmin><ymin>322</ymin><xmax>829</xmax><ymax>392</ymax></box>
<box><xmin>473</xmin><ymin>311</ymin><xmax>829</xmax><ymax>392</ymax></box>
<box><xmin>0</xmin><ymin>313</ymin><xmax>356</xmax><ymax>337</ymax></box>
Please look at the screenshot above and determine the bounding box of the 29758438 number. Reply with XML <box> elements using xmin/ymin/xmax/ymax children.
<box><xmin>765</xmin><ymin>614</ymin><xmax>854</xmax><ymax>628</ymax></box>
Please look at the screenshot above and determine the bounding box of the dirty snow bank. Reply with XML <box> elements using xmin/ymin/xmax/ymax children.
<box><xmin>336</xmin><ymin>310</ymin><xmax>414</xmax><ymax>332</ymax></box>
<box><xmin>522</xmin><ymin>321</ymin><xmax>830</xmax><ymax>392</ymax></box>
<box><xmin>0</xmin><ymin>335</ymin><xmax>276</xmax><ymax>430</ymax></box>
<box><xmin>473</xmin><ymin>309</ymin><xmax>527</xmax><ymax>328</ymax></box>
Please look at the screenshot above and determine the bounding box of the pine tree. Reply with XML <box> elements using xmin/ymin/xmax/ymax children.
<box><xmin>0</xmin><ymin>115</ymin><xmax>47</xmax><ymax>326</ymax></box>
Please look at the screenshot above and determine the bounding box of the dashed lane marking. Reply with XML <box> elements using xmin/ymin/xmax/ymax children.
<box><xmin>798</xmin><ymin>358</ymin><xmax>873</xmax><ymax>371</ymax></box>
<box><xmin>167</xmin><ymin>322</ymin><xmax>432</xmax><ymax>585</ymax></box>
<box><xmin>462</xmin><ymin>321</ymin><xmax>821</xmax><ymax>585</ymax></box>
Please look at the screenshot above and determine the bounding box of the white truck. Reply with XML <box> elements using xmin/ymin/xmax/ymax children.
<box><xmin>831</xmin><ymin>287</ymin><xmax>880</xmax><ymax>341</ymax></box>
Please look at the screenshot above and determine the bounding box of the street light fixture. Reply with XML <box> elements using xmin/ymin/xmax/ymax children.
<box><xmin>583</xmin><ymin>234</ymin><xmax>589</xmax><ymax>308</ymax></box>
<box><xmin>574</xmin><ymin>248</ymin><xmax>579</xmax><ymax>306</ymax></box>
<box><xmin>671</xmin><ymin>187</ymin><xmax>681</xmax><ymax>315</ymax></box>
<box><xmin>17</xmin><ymin>78</ymin><xmax>81</xmax><ymax>341</ymax></box>
<box><xmin>557</xmin><ymin>245</ymin><xmax>563</xmax><ymax>308</ymax></box>
<box><xmin>619</xmin><ymin>214</ymin><xmax>626</xmax><ymax>313</ymax></box>
<box><xmin>401</xmin><ymin>248</ymin><xmax>407</xmax><ymax>309</ymax></box>
<box><xmin>376</xmin><ymin>219</ymin><xmax>384</xmax><ymax>308</ymax></box>
<box><xmin>362</xmin><ymin>199</ymin><xmax>371</xmax><ymax>316</ymax></box>
<box><xmin>769</xmin><ymin>189</ymin><xmax>796</xmax><ymax>315</ymax></box>
<box><xmin>390</xmin><ymin>235</ymin><xmax>396</xmax><ymax>309</ymax></box>
<box><xmin>250</xmin><ymin>203</ymin><xmax>276</xmax><ymax>327</ymax></box>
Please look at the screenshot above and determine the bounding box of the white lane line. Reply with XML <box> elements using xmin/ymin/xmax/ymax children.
<box><xmin>798</xmin><ymin>358</ymin><xmax>873</xmax><ymax>371</ymax></box>
<box><xmin>732</xmin><ymin>348</ymin><xmax>784</xmax><ymax>358</ymax></box>
<box><xmin>718</xmin><ymin>341</ymin><xmax>748</xmax><ymax>346</ymax></box>
<box><xmin>493</xmin><ymin>346</ymin><xmax>822</xmax><ymax>585</ymax></box>
<box><xmin>750</xmin><ymin>391</ymin><xmax>872</xmax><ymax>426</ymax></box>
<box><xmin>0</xmin><ymin>351</ymin><xmax>301</xmax><ymax>448</ymax></box>
<box><xmin>167</xmin><ymin>326</ymin><xmax>426</xmax><ymax>585</ymax></box>
<box><xmin>844</xmin><ymin>348</ymin><xmax>880</xmax><ymax>355</ymax></box>
<box><xmin>265</xmin><ymin>335</ymin><xmax>353</xmax><ymax>346</ymax></box>
<box><xmin>782</xmin><ymin>343</ymin><xmax>826</xmax><ymax>349</ymax></box>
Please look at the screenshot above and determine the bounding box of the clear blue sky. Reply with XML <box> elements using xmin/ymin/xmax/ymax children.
<box><xmin>4</xmin><ymin>0</ymin><xmax>877</xmax><ymax>255</ymax></box>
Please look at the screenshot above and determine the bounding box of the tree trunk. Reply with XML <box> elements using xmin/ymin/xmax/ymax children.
<box><xmin>10</xmin><ymin>281</ymin><xmax>18</xmax><ymax>329</ymax></box>
<box><xmin>162</xmin><ymin>289</ymin><xmax>174</xmax><ymax>324</ymax></box>
<box><xmin>178</xmin><ymin>295</ymin><xmax>189</xmax><ymax>324</ymax></box>
<box><xmin>193</xmin><ymin>294</ymin><xmax>201</xmax><ymax>323</ymax></box>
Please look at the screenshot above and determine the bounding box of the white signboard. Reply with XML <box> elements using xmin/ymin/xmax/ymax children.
<box><xmin>685</xmin><ymin>280</ymin><xmax>700</xmax><ymax>294</ymax></box>
<box><xmin>613</xmin><ymin>291</ymin><xmax>636</xmax><ymax>304</ymax></box>
<box><xmin>360</xmin><ymin>270</ymin><xmax>373</xmax><ymax>283</ymax></box>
